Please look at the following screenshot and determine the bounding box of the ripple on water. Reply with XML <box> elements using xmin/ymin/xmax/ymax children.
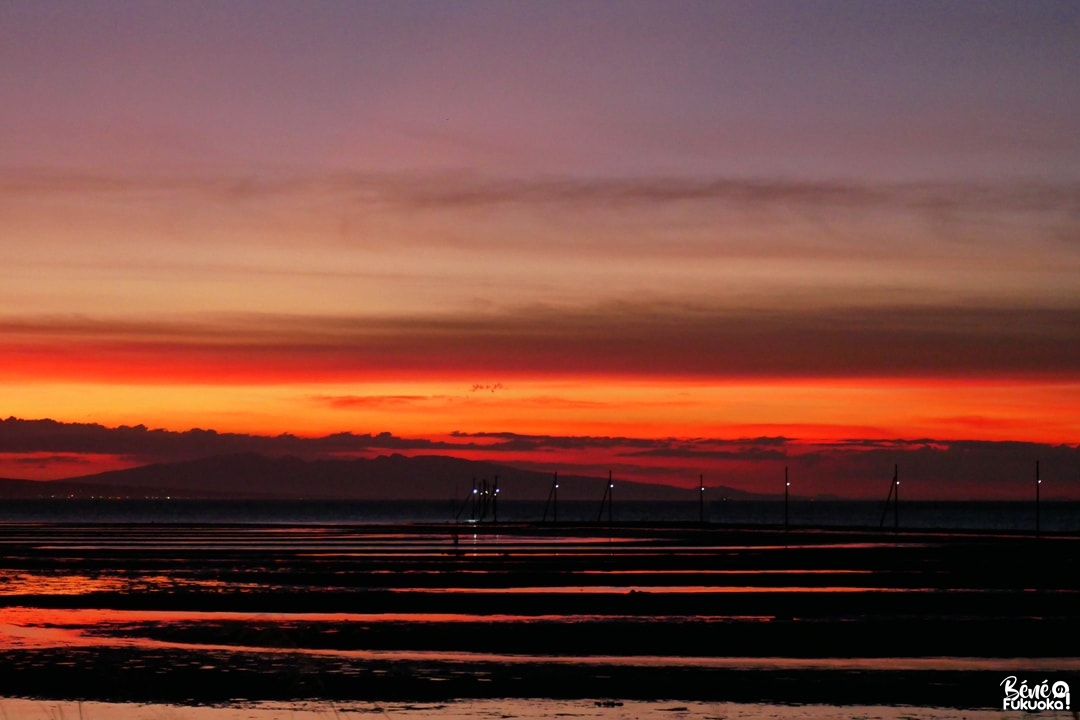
<box><xmin>0</xmin><ymin>698</ymin><xmax>1041</xmax><ymax>720</ymax></box>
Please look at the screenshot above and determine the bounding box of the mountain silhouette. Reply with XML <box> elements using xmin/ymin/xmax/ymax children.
<box><xmin>0</xmin><ymin>453</ymin><xmax>765</xmax><ymax>501</ymax></box>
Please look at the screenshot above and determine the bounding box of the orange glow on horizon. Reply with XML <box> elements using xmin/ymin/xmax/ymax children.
<box><xmin>3</xmin><ymin>375</ymin><xmax>1078</xmax><ymax>448</ymax></box>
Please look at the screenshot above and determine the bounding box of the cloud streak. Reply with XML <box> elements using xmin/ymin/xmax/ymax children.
<box><xmin>6</xmin><ymin>170</ymin><xmax>1076</xmax><ymax>328</ymax></box>
<box><xmin>0</xmin><ymin>417</ymin><xmax>465</xmax><ymax>463</ymax></box>
<box><xmin>3</xmin><ymin>302</ymin><xmax>1080</xmax><ymax>383</ymax></box>
<box><xmin>5</xmin><ymin>171</ymin><xmax>1078</xmax><ymax>215</ymax></box>
<box><xmin>8</xmin><ymin>171</ymin><xmax>1078</xmax><ymax>265</ymax></box>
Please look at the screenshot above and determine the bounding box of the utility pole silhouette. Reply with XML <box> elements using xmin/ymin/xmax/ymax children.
<box><xmin>543</xmin><ymin>472</ymin><xmax>558</xmax><ymax>523</ymax></box>
<box><xmin>879</xmin><ymin>465</ymin><xmax>899</xmax><ymax>532</ymax></box>
<box><xmin>455</xmin><ymin>477</ymin><xmax>479</xmax><ymax>523</ymax></box>
<box><xmin>608</xmin><ymin>471</ymin><xmax>613</xmax><ymax>524</ymax></box>
<box><xmin>1036</xmin><ymin>460</ymin><xmax>1041</xmax><ymax>538</ymax></box>
<box><xmin>597</xmin><ymin>471</ymin><xmax>613</xmax><ymax>523</ymax></box>
<box><xmin>699</xmin><ymin>474</ymin><xmax>705</xmax><ymax>524</ymax></box>
<box><xmin>784</xmin><ymin>466</ymin><xmax>789</xmax><ymax>535</ymax></box>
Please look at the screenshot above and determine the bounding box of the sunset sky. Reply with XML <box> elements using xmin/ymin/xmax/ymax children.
<box><xmin>2</xmin><ymin>1</ymin><xmax>1079</xmax><ymax>497</ymax></box>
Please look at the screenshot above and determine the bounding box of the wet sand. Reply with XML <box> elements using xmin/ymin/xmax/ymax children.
<box><xmin>0</xmin><ymin>697</ymin><xmax>1034</xmax><ymax>720</ymax></box>
<box><xmin>0</xmin><ymin>522</ymin><xmax>1077</xmax><ymax>709</ymax></box>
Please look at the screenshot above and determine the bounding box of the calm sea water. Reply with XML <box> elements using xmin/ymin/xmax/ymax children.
<box><xmin>0</xmin><ymin>697</ymin><xmax>1037</xmax><ymax>720</ymax></box>
<box><xmin>0</xmin><ymin>499</ymin><xmax>1075</xmax><ymax>532</ymax></box>
<box><xmin>1</xmin><ymin>513</ymin><xmax>1076</xmax><ymax>715</ymax></box>
<box><xmin>0</xmin><ymin>697</ymin><xmax>1061</xmax><ymax>720</ymax></box>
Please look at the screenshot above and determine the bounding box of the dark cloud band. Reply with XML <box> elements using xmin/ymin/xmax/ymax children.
<box><xmin>3</xmin><ymin>302</ymin><xmax>1079</xmax><ymax>381</ymax></box>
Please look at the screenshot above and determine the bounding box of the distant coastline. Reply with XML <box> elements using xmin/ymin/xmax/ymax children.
<box><xmin>0</xmin><ymin>497</ymin><xmax>1078</xmax><ymax>533</ymax></box>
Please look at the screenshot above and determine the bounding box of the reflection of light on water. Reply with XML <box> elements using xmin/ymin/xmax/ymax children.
<box><xmin>0</xmin><ymin>571</ymin><xmax>264</xmax><ymax>596</ymax></box>
<box><xmin>1</xmin><ymin>521</ymin><xmax>1074</xmax><ymax>715</ymax></box>
<box><xmin>126</xmin><ymin>574</ymin><xmax>264</xmax><ymax>592</ymax></box>
<box><xmin>2</xmin><ymin>607</ymin><xmax>1078</xmax><ymax>675</ymax></box>
<box><xmin>578</xmin><ymin>569</ymin><xmax>876</xmax><ymax>575</ymax></box>
<box><xmin>0</xmin><ymin>620</ymin><xmax>86</xmax><ymax>649</ymax></box>
<box><xmin>0</xmin><ymin>606</ymin><xmax>775</xmax><ymax>632</ymax></box>
<box><xmin>0</xmin><ymin>696</ymin><xmax>1062</xmax><ymax>720</ymax></box>
<box><xmin>0</xmin><ymin>573</ymin><xmax>125</xmax><ymax>596</ymax></box>
<box><xmin>388</xmin><ymin>585</ymin><xmax>939</xmax><ymax>594</ymax></box>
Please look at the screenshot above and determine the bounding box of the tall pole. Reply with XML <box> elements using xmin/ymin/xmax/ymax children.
<box><xmin>784</xmin><ymin>466</ymin><xmax>789</xmax><ymax>534</ymax></box>
<box><xmin>699</xmin><ymin>474</ymin><xmax>705</xmax><ymax>524</ymax></box>
<box><xmin>597</xmin><ymin>471</ymin><xmax>613</xmax><ymax>523</ymax></box>
<box><xmin>1036</xmin><ymin>460</ymin><xmax>1041</xmax><ymax>538</ymax></box>
<box><xmin>608</xmin><ymin>470</ymin><xmax>613</xmax><ymax>524</ymax></box>
<box><xmin>493</xmin><ymin>475</ymin><xmax>499</xmax><ymax>524</ymax></box>
<box><xmin>554</xmin><ymin>472</ymin><xmax>558</xmax><ymax>524</ymax></box>
<box><xmin>893</xmin><ymin>464</ymin><xmax>899</xmax><ymax>532</ymax></box>
<box><xmin>878</xmin><ymin>471</ymin><xmax>894</xmax><ymax>529</ymax></box>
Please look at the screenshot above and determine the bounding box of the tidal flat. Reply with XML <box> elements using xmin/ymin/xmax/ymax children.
<box><xmin>0</xmin><ymin>518</ymin><xmax>1077</xmax><ymax>714</ymax></box>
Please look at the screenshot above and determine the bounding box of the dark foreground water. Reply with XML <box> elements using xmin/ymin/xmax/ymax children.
<box><xmin>0</xmin><ymin>697</ymin><xmax>1043</xmax><ymax>719</ymax></box>
<box><xmin>0</xmin><ymin>508</ymin><xmax>1077</xmax><ymax>717</ymax></box>
<box><xmin>0</xmin><ymin>499</ymin><xmax>1076</xmax><ymax>532</ymax></box>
